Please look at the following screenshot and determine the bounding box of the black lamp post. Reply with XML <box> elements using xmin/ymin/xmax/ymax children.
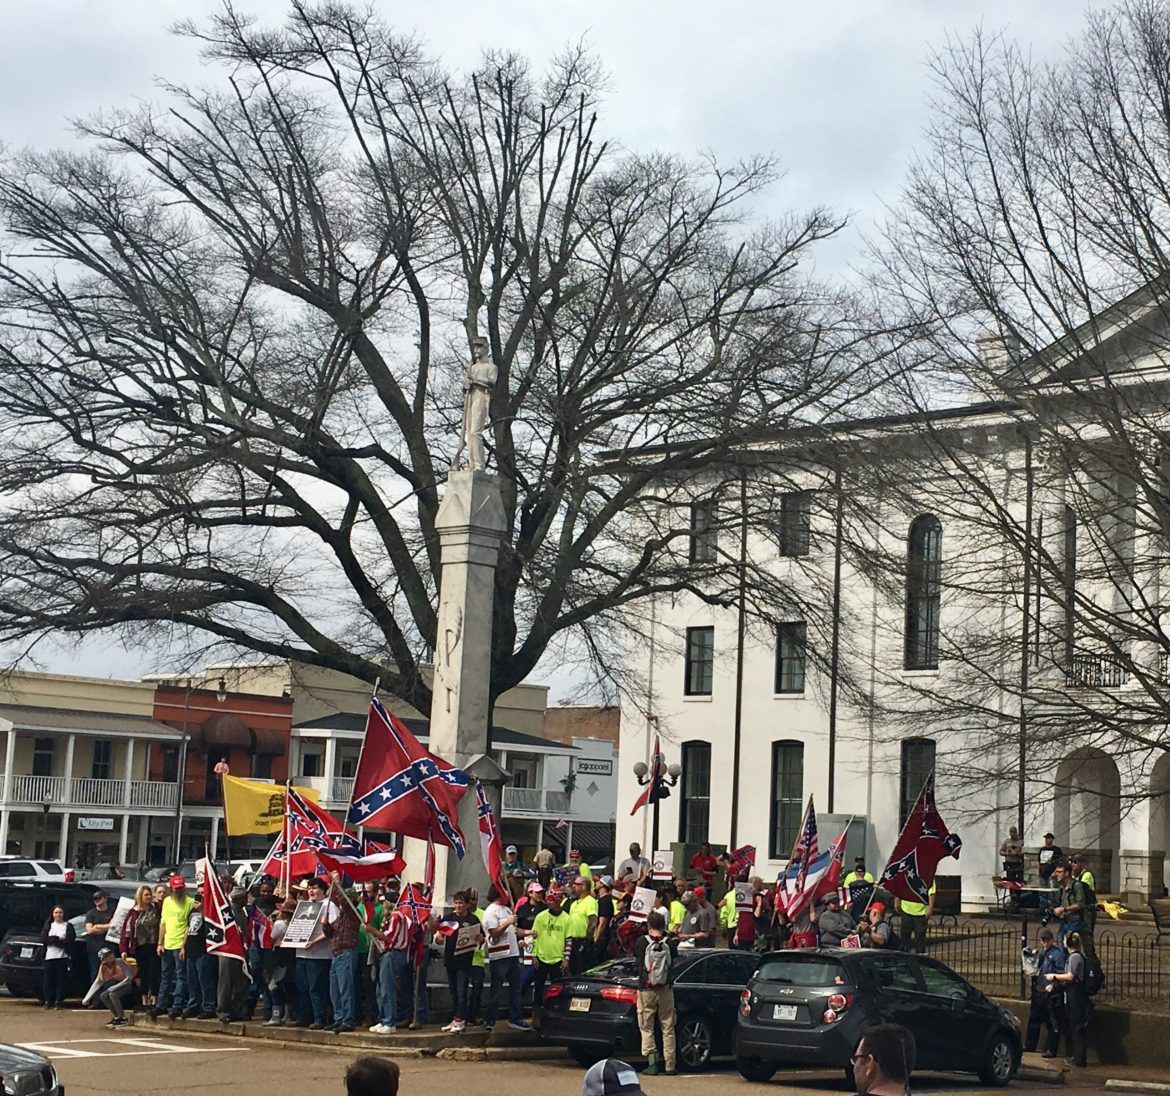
<box><xmin>632</xmin><ymin>753</ymin><xmax>681</xmax><ymax>852</ymax></box>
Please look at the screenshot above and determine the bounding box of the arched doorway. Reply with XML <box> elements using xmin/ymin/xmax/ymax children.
<box><xmin>1054</xmin><ymin>747</ymin><xmax>1121</xmax><ymax>892</ymax></box>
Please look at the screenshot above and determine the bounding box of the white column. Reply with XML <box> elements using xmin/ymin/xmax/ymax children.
<box><xmin>210</xmin><ymin>814</ymin><xmax>220</xmax><ymax>860</ymax></box>
<box><xmin>137</xmin><ymin>816</ymin><xmax>150</xmax><ymax>864</ymax></box>
<box><xmin>323</xmin><ymin>737</ymin><xmax>338</xmax><ymax>802</ymax></box>
<box><xmin>62</xmin><ymin>733</ymin><xmax>76</xmax><ymax>806</ymax></box>
<box><xmin>118</xmin><ymin>814</ymin><xmax>130</xmax><ymax>864</ymax></box>
<box><xmin>58</xmin><ymin>812</ymin><xmax>69</xmax><ymax>865</ymax></box>
<box><xmin>0</xmin><ymin>719</ymin><xmax>14</xmax><ymax>855</ymax></box>
<box><xmin>123</xmin><ymin>739</ymin><xmax>135</xmax><ymax>808</ymax></box>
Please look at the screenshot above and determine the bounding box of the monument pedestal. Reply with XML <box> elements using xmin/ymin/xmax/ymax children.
<box><xmin>424</xmin><ymin>469</ymin><xmax>507</xmax><ymax>908</ymax></box>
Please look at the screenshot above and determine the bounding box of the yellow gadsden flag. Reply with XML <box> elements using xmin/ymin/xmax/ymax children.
<box><xmin>222</xmin><ymin>775</ymin><xmax>321</xmax><ymax>836</ymax></box>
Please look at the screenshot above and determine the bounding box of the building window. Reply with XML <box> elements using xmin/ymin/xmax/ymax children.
<box><xmin>91</xmin><ymin>740</ymin><xmax>112</xmax><ymax>780</ymax></box>
<box><xmin>161</xmin><ymin>747</ymin><xmax>179</xmax><ymax>783</ymax></box>
<box><xmin>684</xmin><ymin>626</ymin><xmax>715</xmax><ymax>696</ymax></box>
<box><xmin>32</xmin><ymin>737</ymin><xmax>54</xmax><ymax>778</ymax></box>
<box><xmin>775</xmin><ymin>622</ymin><xmax>807</xmax><ymax>693</ymax></box>
<box><xmin>338</xmin><ymin>746</ymin><xmax>361</xmax><ymax>780</ymax></box>
<box><xmin>250</xmin><ymin>754</ymin><xmax>273</xmax><ymax>780</ymax></box>
<box><xmin>679</xmin><ymin>741</ymin><xmax>711</xmax><ymax>845</ymax></box>
<box><xmin>778</xmin><ymin>491</ymin><xmax>811</xmax><ymax>556</ymax></box>
<box><xmin>689</xmin><ymin>498</ymin><xmax>717</xmax><ymax>563</ymax></box>
<box><xmin>905</xmin><ymin>514</ymin><xmax>942</xmax><ymax>670</ymax></box>
<box><xmin>899</xmin><ymin>738</ymin><xmax>936</xmax><ymax>827</ymax></box>
<box><xmin>770</xmin><ymin>740</ymin><xmax>805</xmax><ymax>859</ymax></box>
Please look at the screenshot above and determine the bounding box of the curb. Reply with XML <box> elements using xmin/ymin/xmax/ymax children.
<box><xmin>436</xmin><ymin>1047</ymin><xmax>569</xmax><ymax>1062</ymax></box>
<box><xmin>1017</xmin><ymin>1067</ymin><xmax>1065</xmax><ymax>1085</ymax></box>
<box><xmin>1105</xmin><ymin>1083</ymin><xmax>1170</xmax><ymax>1094</ymax></box>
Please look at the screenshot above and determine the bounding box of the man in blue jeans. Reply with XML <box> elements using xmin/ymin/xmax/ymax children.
<box><xmin>296</xmin><ymin>878</ymin><xmax>334</xmax><ymax>1029</ymax></box>
<box><xmin>441</xmin><ymin>891</ymin><xmax>481</xmax><ymax>1034</ymax></box>
<box><xmin>483</xmin><ymin>884</ymin><xmax>529</xmax><ymax>1031</ymax></box>
<box><xmin>369</xmin><ymin>903</ymin><xmax>411</xmax><ymax>1033</ymax></box>
<box><xmin>326</xmin><ymin>875</ymin><xmax>361</xmax><ymax>1033</ymax></box>
<box><xmin>182</xmin><ymin>883</ymin><xmax>217</xmax><ymax>1017</ymax></box>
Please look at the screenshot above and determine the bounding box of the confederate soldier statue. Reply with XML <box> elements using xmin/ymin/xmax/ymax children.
<box><xmin>453</xmin><ymin>336</ymin><xmax>496</xmax><ymax>472</ymax></box>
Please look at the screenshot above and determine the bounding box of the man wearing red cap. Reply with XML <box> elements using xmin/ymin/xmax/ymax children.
<box><xmin>859</xmin><ymin>902</ymin><xmax>892</xmax><ymax>949</ymax></box>
<box><xmin>153</xmin><ymin>875</ymin><xmax>195</xmax><ymax>1018</ymax></box>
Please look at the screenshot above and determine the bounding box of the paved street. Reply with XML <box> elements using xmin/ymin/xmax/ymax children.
<box><xmin>0</xmin><ymin>996</ymin><xmax>1120</xmax><ymax>1096</ymax></box>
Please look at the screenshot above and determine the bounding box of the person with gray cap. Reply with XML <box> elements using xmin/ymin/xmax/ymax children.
<box><xmin>216</xmin><ymin>884</ymin><xmax>252</xmax><ymax>1023</ymax></box>
<box><xmin>84</xmin><ymin>946</ymin><xmax>136</xmax><ymax>1026</ymax></box>
<box><xmin>816</xmin><ymin>892</ymin><xmax>855</xmax><ymax>946</ymax></box>
<box><xmin>582</xmin><ymin>1059</ymin><xmax>644</xmax><ymax>1096</ymax></box>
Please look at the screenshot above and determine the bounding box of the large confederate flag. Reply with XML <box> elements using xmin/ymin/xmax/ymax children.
<box><xmin>347</xmin><ymin>699</ymin><xmax>470</xmax><ymax>857</ymax></box>
<box><xmin>878</xmin><ymin>773</ymin><xmax>962</xmax><ymax>903</ymax></box>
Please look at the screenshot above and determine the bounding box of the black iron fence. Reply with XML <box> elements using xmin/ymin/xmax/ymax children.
<box><xmin>923</xmin><ymin>918</ymin><xmax>1170</xmax><ymax>1012</ymax></box>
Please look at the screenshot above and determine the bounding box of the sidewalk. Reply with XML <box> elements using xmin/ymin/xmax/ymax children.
<box><xmin>149</xmin><ymin>1013</ymin><xmax>564</xmax><ymax>1061</ymax></box>
<box><xmin>1021</xmin><ymin>1052</ymin><xmax>1170</xmax><ymax>1090</ymax></box>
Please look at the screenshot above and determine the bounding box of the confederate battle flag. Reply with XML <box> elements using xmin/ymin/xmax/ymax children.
<box><xmin>198</xmin><ymin>857</ymin><xmax>249</xmax><ymax>972</ymax></box>
<box><xmin>347</xmin><ymin>699</ymin><xmax>470</xmax><ymax>857</ymax></box>
<box><xmin>878</xmin><ymin>773</ymin><xmax>962</xmax><ymax>904</ymax></box>
<box><xmin>476</xmin><ymin>780</ymin><xmax>508</xmax><ymax>899</ymax></box>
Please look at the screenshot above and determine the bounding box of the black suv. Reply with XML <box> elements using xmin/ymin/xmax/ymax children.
<box><xmin>735</xmin><ymin>948</ymin><xmax>1021</xmax><ymax>1086</ymax></box>
<box><xmin>0</xmin><ymin>881</ymin><xmax>106</xmax><ymax>1000</ymax></box>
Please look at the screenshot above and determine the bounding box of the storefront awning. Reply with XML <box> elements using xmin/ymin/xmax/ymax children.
<box><xmin>199</xmin><ymin>713</ymin><xmax>252</xmax><ymax>748</ymax></box>
<box><xmin>250</xmin><ymin>728</ymin><xmax>285</xmax><ymax>756</ymax></box>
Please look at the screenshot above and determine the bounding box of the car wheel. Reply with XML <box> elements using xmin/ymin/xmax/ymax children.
<box><xmin>5</xmin><ymin>984</ymin><xmax>31</xmax><ymax>998</ymax></box>
<box><xmin>568</xmin><ymin>1043</ymin><xmax>602</xmax><ymax>1068</ymax></box>
<box><xmin>676</xmin><ymin>1014</ymin><xmax>714</xmax><ymax>1072</ymax></box>
<box><xmin>736</xmin><ymin>1056</ymin><xmax>778</xmax><ymax>1083</ymax></box>
<box><xmin>978</xmin><ymin>1032</ymin><xmax>1017</xmax><ymax>1086</ymax></box>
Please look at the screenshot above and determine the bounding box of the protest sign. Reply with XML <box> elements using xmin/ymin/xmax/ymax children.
<box><xmin>629</xmin><ymin>886</ymin><xmax>656</xmax><ymax>923</ymax></box>
<box><xmin>651</xmin><ymin>850</ymin><xmax>673</xmax><ymax>881</ymax></box>
<box><xmin>282</xmin><ymin>899</ymin><xmax>326</xmax><ymax>949</ymax></box>
<box><xmin>734</xmin><ymin>882</ymin><xmax>754</xmax><ymax>912</ymax></box>
<box><xmin>105</xmin><ymin>896</ymin><xmax>135</xmax><ymax>943</ymax></box>
<box><xmin>454</xmin><ymin>921</ymin><xmax>483</xmax><ymax>957</ymax></box>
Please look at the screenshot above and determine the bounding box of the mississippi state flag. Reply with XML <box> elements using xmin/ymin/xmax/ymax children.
<box><xmin>316</xmin><ymin>841</ymin><xmax>407</xmax><ymax>884</ymax></box>
<box><xmin>630</xmin><ymin>735</ymin><xmax>671</xmax><ymax>816</ymax></box>
<box><xmin>198</xmin><ymin>857</ymin><xmax>249</xmax><ymax>972</ymax></box>
<box><xmin>347</xmin><ymin>699</ymin><xmax>470</xmax><ymax>857</ymax></box>
<box><xmin>476</xmin><ymin>780</ymin><xmax>508</xmax><ymax>899</ymax></box>
<box><xmin>879</xmin><ymin>773</ymin><xmax>962</xmax><ymax>903</ymax></box>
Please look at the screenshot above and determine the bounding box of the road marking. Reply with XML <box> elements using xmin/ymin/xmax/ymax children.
<box><xmin>17</xmin><ymin>1037</ymin><xmax>249</xmax><ymax>1059</ymax></box>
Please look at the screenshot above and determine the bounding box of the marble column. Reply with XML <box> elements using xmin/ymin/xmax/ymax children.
<box><xmin>0</xmin><ymin>718</ymin><xmax>14</xmax><ymax>854</ymax></box>
<box><xmin>425</xmin><ymin>469</ymin><xmax>508</xmax><ymax>907</ymax></box>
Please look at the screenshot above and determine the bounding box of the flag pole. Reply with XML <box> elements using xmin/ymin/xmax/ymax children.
<box><xmin>282</xmin><ymin>777</ymin><xmax>291</xmax><ymax>898</ymax></box>
<box><xmin>773</xmin><ymin>794</ymin><xmax>814</xmax><ymax>930</ymax></box>
<box><xmin>342</xmin><ymin>677</ymin><xmax>380</xmax><ymax>840</ymax></box>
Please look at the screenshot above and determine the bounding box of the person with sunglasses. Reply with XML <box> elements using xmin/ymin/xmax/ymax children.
<box><xmin>851</xmin><ymin>1024</ymin><xmax>916</xmax><ymax>1096</ymax></box>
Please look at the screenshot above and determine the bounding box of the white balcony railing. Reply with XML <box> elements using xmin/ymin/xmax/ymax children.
<box><xmin>501</xmin><ymin>786</ymin><xmax>574</xmax><ymax>817</ymax></box>
<box><xmin>4</xmin><ymin>773</ymin><xmax>178</xmax><ymax>810</ymax></box>
<box><xmin>331</xmin><ymin>777</ymin><xmax>355</xmax><ymax>804</ymax></box>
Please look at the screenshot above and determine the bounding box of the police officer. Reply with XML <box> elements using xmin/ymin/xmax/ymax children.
<box><xmin>1026</xmin><ymin>928</ymin><xmax>1067</xmax><ymax>1057</ymax></box>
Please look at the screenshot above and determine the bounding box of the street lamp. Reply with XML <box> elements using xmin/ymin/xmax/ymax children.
<box><xmin>632</xmin><ymin>753</ymin><xmax>682</xmax><ymax>852</ymax></box>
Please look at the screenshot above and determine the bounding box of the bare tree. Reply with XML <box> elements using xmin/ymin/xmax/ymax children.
<box><xmin>0</xmin><ymin>2</ymin><xmax>870</xmax><ymax>714</ymax></box>
<box><xmin>861</xmin><ymin>0</ymin><xmax>1170</xmax><ymax>840</ymax></box>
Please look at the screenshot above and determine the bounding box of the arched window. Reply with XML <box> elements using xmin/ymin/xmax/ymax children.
<box><xmin>905</xmin><ymin>515</ymin><xmax>942</xmax><ymax>670</ymax></box>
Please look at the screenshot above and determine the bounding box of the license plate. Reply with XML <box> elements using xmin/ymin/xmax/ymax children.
<box><xmin>570</xmin><ymin>997</ymin><xmax>591</xmax><ymax>1013</ymax></box>
<box><xmin>20</xmin><ymin>947</ymin><xmax>34</xmax><ymax>960</ymax></box>
<box><xmin>772</xmin><ymin>1003</ymin><xmax>798</xmax><ymax>1021</ymax></box>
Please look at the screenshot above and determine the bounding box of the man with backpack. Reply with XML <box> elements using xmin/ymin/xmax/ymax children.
<box><xmin>1052</xmin><ymin>862</ymin><xmax>1097</xmax><ymax>960</ymax></box>
<box><xmin>633</xmin><ymin>911</ymin><xmax>676</xmax><ymax>1076</ymax></box>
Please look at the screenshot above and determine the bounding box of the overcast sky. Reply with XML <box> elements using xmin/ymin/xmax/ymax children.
<box><xmin>3</xmin><ymin>0</ymin><xmax>1086</xmax><ymax>694</ymax></box>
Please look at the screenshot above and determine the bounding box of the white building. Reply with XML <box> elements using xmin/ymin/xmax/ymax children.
<box><xmin>616</xmin><ymin>307</ymin><xmax>1170</xmax><ymax>906</ymax></box>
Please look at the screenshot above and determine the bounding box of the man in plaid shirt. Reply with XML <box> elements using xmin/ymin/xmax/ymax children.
<box><xmin>325</xmin><ymin>876</ymin><xmax>362</xmax><ymax>1033</ymax></box>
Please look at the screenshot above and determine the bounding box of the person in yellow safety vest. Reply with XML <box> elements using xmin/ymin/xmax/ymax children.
<box><xmin>895</xmin><ymin>881</ymin><xmax>936</xmax><ymax>954</ymax></box>
<box><xmin>668</xmin><ymin>886</ymin><xmax>686</xmax><ymax>934</ymax></box>
<box><xmin>843</xmin><ymin>857</ymin><xmax>875</xmax><ymax>921</ymax></box>
<box><xmin>720</xmin><ymin>886</ymin><xmax>738</xmax><ymax>947</ymax></box>
<box><xmin>563</xmin><ymin>849</ymin><xmax>593</xmax><ymax>882</ymax></box>
<box><xmin>564</xmin><ymin>875</ymin><xmax>598</xmax><ymax>974</ymax></box>
<box><xmin>467</xmin><ymin>888</ymin><xmax>486</xmax><ymax>1023</ymax></box>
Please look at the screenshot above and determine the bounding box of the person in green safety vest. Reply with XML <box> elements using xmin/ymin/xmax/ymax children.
<box><xmin>843</xmin><ymin>857</ymin><xmax>875</xmax><ymax>921</ymax></box>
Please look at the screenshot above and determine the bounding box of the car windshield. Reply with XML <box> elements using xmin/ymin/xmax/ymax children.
<box><xmin>757</xmin><ymin>955</ymin><xmax>851</xmax><ymax>987</ymax></box>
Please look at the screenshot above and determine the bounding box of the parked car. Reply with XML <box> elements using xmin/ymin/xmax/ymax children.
<box><xmin>76</xmin><ymin>863</ymin><xmax>140</xmax><ymax>882</ymax></box>
<box><xmin>541</xmin><ymin>947</ymin><xmax>761</xmax><ymax>1071</ymax></box>
<box><xmin>734</xmin><ymin>948</ymin><xmax>1022</xmax><ymax>1086</ymax></box>
<box><xmin>0</xmin><ymin>858</ymin><xmax>73</xmax><ymax>883</ymax></box>
<box><xmin>175</xmin><ymin>860</ymin><xmax>230</xmax><ymax>886</ymax></box>
<box><xmin>0</xmin><ymin>881</ymin><xmax>106</xmax><ymax>998</ymax></box>
<box><xmin>0</xmin><ymin>1041</ymin><xmax>63</xmax><ymax>1096</ymax></box>
<box><xmin>0</xmin><ymin>913</ymin><xmax>90</xmax><ymax>1001</ymax></box>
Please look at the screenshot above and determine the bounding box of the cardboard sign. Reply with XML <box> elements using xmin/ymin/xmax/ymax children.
<box><xmin>840</xmin><ymin>933</ymin><xmax>862</xmax><ymax>949</ymax></box>
<box><xmin>105</xmin><ymin>896</ymin><xmax>135</xmax><ymax>943</ymax></box>
<box><xmin>651</xmin><ymin>850</ymin><xmax>673</xmax><ymax>880</ymax></box>
<box><xmin>454</xmin><ymin>921</ymin><xmax>484</xmax><ymax>957</ymax></box>
<box><xmin>629</xmin><ymin>886</ymin><xmax>656</xmax><ymax>923</ymax></box>
<box><xmin>734</xmin><ymin>882</ymin><xmax>754</xmax><ymax>912</ymax></box>
<box><xmin>282</xmin><ymin>899</ymin><xmax>326</xmax><ymax>949</ymax></box>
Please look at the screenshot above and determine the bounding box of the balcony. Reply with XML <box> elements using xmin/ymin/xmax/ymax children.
<box><xmin>5</xmin><ymin>773</ymin><xmax>179</xmax><ymax>810</ymax></box>
<box><xmin>501</xmin><ymin>786</ymin><xmax>573</xmax><ymax>818</ymax></box>
<box><xmin>1065</xmin><ymin>652</ymin><xmax>1129</xmax><ymax>688</ymax></box>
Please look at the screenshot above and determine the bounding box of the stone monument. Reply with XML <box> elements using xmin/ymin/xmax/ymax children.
<box><xmin>419</xmin><ymin>337</ymin><xmax>508</xmax><ymax>905</ymax></box>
